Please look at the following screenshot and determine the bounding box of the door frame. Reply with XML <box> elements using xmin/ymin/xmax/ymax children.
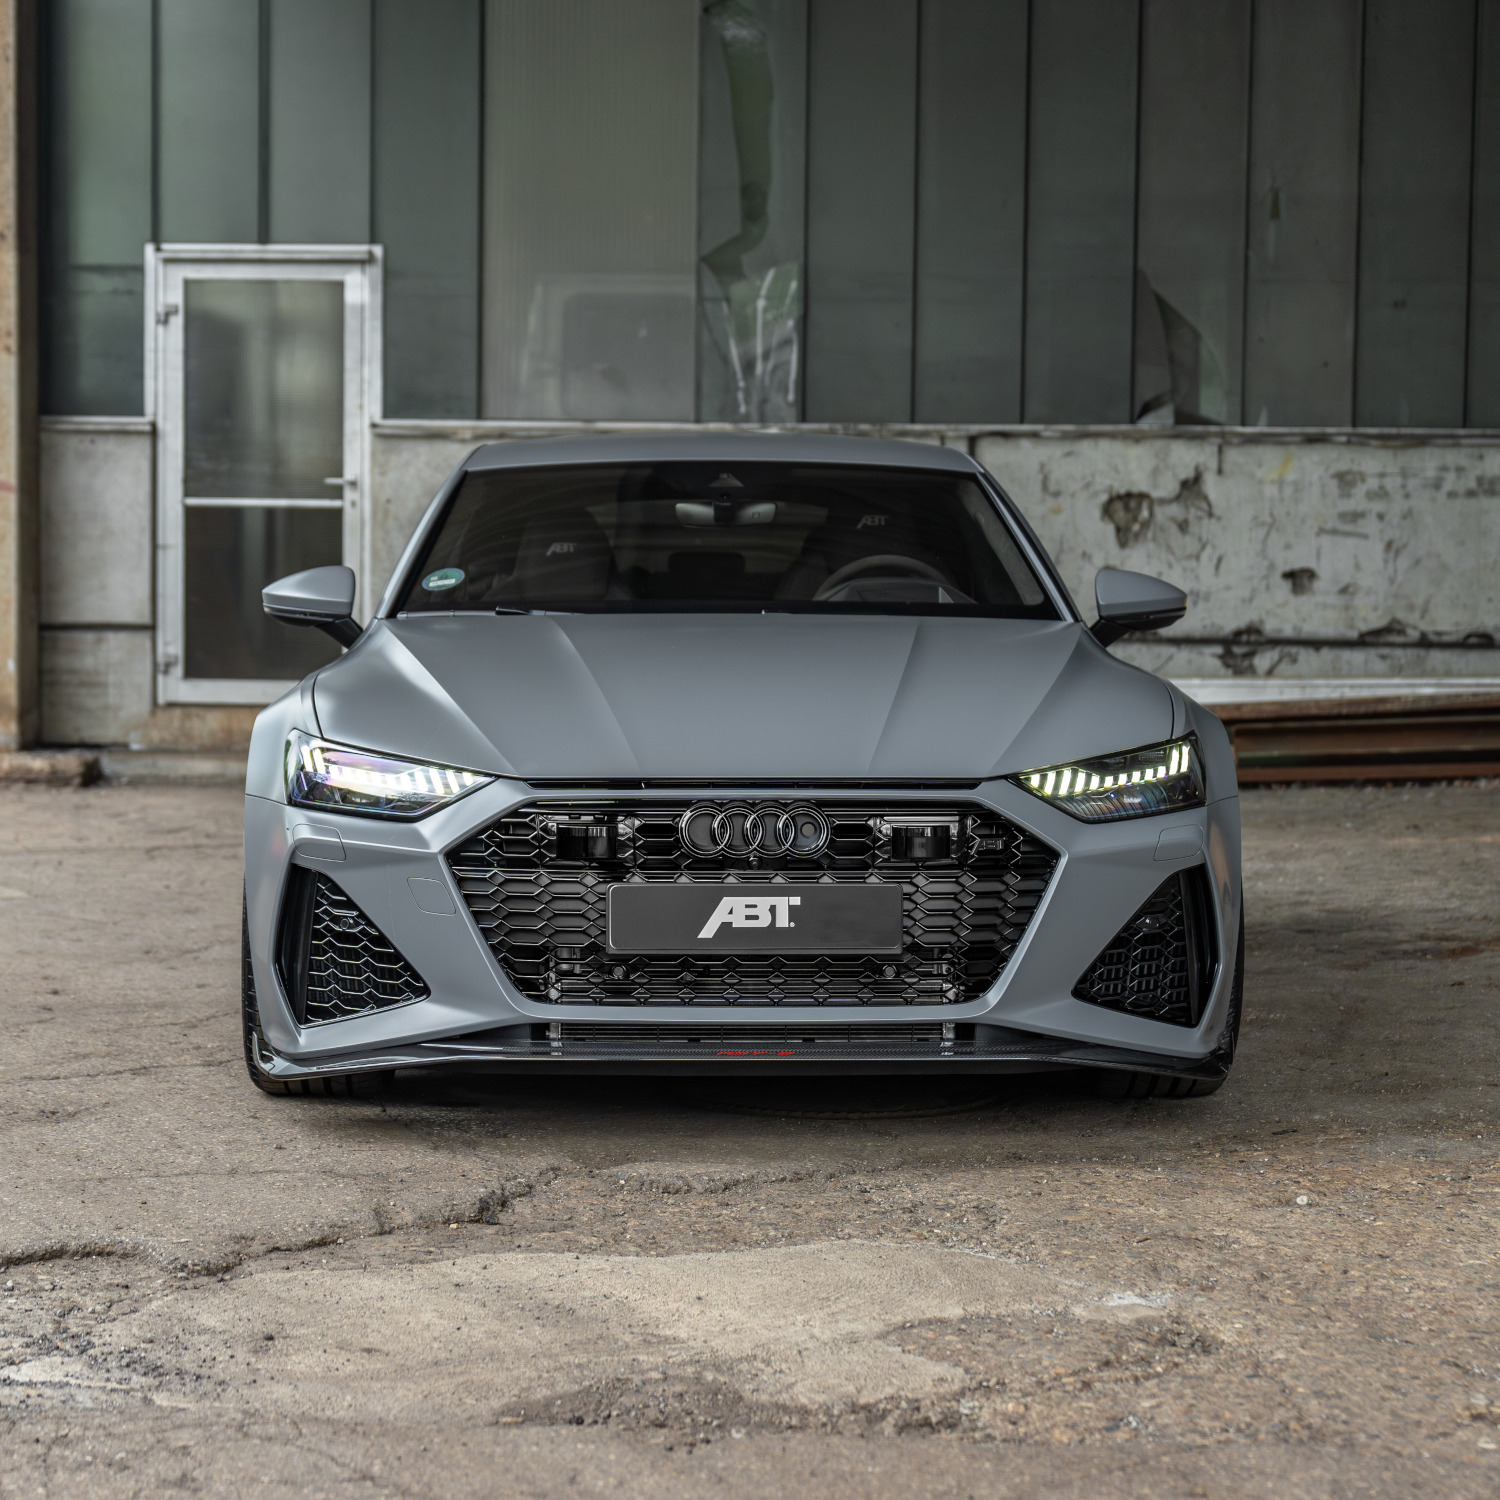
<box><xmin>146</xmin><ymin>244</ymin><xmax>383</xmax><ymax>706</ymax></box>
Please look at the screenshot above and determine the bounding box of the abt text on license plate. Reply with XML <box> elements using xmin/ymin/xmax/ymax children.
<box><xmin>606</xmin><ymin>883</ymin><xmax>902</xmax><ymax>955</ymax></box>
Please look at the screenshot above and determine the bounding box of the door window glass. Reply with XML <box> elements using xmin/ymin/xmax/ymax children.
<box><xmin>184</xmin><ymin>505</ymin><xmax>341</xmax><ymax>679</ymax></box>
<box><xmin>179</xmin><ymin>276</ymin><xmax>345</xmax><ymax>681</ymax></box>
<box><xmin>184</xmin><ymin>279</ymin><xmax>344</xmax><ymax>498</ymax></box>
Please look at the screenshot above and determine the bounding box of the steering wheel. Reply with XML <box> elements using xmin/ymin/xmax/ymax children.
<box><xmin>812</xmin><ymin>554</ymin><xmax>953</xmax><ymax>600</ymax></box>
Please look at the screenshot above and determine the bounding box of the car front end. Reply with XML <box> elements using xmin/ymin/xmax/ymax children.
<box><xmin>242</xmin><ymin>434</ymin><xmax>1242</xmax><ymax>1096</ymax></box>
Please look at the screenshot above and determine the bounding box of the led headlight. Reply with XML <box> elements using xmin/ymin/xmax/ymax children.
<box><xmin>1011</xmin><ymin>737</ymin><xmax>1203</xmax><ymax>822</ymax></box>
<box><xmin>285</xmin><ymin>731</ymin><xmax>492</xmax><ymax>819</ymax></box>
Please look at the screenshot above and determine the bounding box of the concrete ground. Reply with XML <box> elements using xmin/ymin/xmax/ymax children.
<box><xmin>1</xmin><ymin>781</ymin><xmax>1498</xmax><ymax>1499</ymax></box>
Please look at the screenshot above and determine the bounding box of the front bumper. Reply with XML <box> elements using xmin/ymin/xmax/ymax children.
<box><xmin>245</xmin><ymin>772</ymin><xmax>1241</xmax><ymax>1078</ymax></box>
<box><xmin>246</xmin><ymin>1027</ymin><xmax>1231</xmax><ymax>1082</ymax></box>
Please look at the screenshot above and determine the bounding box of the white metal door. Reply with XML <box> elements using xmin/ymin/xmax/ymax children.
<box><xmin>148</xmin><ymin>245</ymin><xmax>381</xmax><ymax>706</ymax></box>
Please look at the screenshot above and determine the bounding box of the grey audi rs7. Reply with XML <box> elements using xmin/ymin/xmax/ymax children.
<box><xmin>243</xmin><ymin>433</ymin><xmax>1242</xmax><ymax>1099</ymax></box>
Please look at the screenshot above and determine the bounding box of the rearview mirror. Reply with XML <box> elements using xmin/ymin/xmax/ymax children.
<box><xmin>262</xmin><ymin>565</ymin><xmax>362</xmax><ymax>648</ymax></box>
<box><xmin>1091</xmin><ymin>567</ymin><xmax>1186</xmax><ymax>647</ymax></box>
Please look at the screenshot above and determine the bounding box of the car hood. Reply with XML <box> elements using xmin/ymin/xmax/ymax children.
<box><xmin>311</xmin><ymin>613</ymin><xmax>1173</xmax><ymax>783</ymax></box>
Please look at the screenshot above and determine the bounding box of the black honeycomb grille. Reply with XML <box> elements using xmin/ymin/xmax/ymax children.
<box><xmin>277</xmin><ymin>868</ymin><xmax>429</xmax><ymax>1026</ymax></box>
<box><xmin>448</xmin><ymin>801</ymin><xmax>1058</xmax><ymax>1007</ymax></box>
<box><xmin>1072</xmin><ymin>870</ymin><xmax>1217</xmax><ymax>1027</ymax></box>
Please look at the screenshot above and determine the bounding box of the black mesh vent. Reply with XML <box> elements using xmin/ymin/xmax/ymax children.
<box><xmin>448</xmin><ymin>801</ymin><xmax>1058</xmax><ymax>1007</ymax></box>
<box><xmin>277</xmin><ymin>868</ymin><xmax>429</xmax><ymax>1026</ymax></box>
<box><xmin>1072</xmin><ymin>870</ymin><xmax>1217</xmax><ymax>1027</ymax></box>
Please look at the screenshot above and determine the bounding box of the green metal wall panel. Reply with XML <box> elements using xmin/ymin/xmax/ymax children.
<box><xmin>158</xmin><ymin>0</ymin><xmax>261</xmax><ymax>243</ymax></box>
<box><xmin>269</xmin><ymin>0</ymin><xmax>372</xmax><ymax>245</ymax></box>
<box><xmin>1470</xmin><ymin>0</ymin><xmax>1500</xmax><ymax>425</ymax></box>
<box><xmin>374</xmin><ymin>0</ymin><xmax>481</xmax><ymax>417</ymax></box>
<box><xmin>1243</xmin><ymin>0</ymin><xmax>1363</xmax><ymax>427</ymax></box>
<box><xmin>41</xmin><ymin>0</ymin><xmax>152</xmax><ymax>414</ymax></box>
<box><xmin>913</xmin><ymin>0</ymin><xmax>1028</xmax><ymax>423</ymax></box>
<box><xmin>804</xmin><ymin>0</ymin><xmax>919</xmax><ymax>423</ymax></box>
<box><xmin>1356</xmin><ymin>0</ymin><xmax>1475</xmax><ymax>427</ymax></box>
<box><xmin>1134</xmin><ymin>0</ymin><xmax>1250</xmax><ymax>425</ymax></box>
<box><xmin>1022</xmin><ymin>0</ymin><xmax>1140</xmax><ymax>424</ymax></box>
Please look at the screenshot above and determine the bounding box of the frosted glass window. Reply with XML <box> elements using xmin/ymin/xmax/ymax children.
<box><xmin>184</xmin><ymin>280</ymin><xmax>345</xmax><ymax>500</ymax></box>
<box><xmin>482</xmin><ymin>0</ymin><xmax>698</xmax><ymax>421</ymax></box>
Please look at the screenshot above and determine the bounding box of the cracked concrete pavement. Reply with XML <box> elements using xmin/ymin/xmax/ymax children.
<box><xmin>2</xmin><ymin>779</ymin><xmax>1499</xmax><ymax>1497</ymax></box>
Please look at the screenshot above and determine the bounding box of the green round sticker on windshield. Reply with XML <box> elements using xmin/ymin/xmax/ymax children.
<box><xmin>422</xmin><ymin>567</ymin><xmax>465</xmax><ymax>592</ymax></box>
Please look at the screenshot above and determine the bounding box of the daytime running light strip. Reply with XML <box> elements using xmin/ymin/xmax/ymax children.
<box><xmin>1023</xmin><ymin>743</ymin><xmax>1189</xmax><ymax>800</ymax></box>
<box><xmin>302</xmin><ymin>742</ymin><xmax>483</xmax><ymax>799</ymax></box>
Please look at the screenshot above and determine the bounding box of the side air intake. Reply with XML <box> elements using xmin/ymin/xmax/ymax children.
<box><xmin>276</xmin><ymin>868</ymin><xmax>429</xmax><ymax>1026</ymax></box>
<box><xmin>1072</xmin><ymin>869</ymin><xmax>1217</xmax><ymax>1028</ymax></box>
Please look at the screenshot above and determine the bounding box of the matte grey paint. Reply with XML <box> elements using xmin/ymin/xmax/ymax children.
<box><xmin>245</xmin><ymin>433</ymin><xmax>1240</xmax><ymax>1078</ymax></box>
<box><xmin>262</xmin><ymin>564</ymin><xmax>357</xmax><ymax>622</ymax></box>
<box><xmin>312</xmin><ymin>615</ymin><xmax>1173</xmax><ymax>783</ymax></box>
<box><xmin>459</xmin><ymin>430</ymin><xmax>985</xmax><ymax>479</ymax></box>
<box><xmin>1093</xmin><ymin>566</ymin><xmax>1188</xmax><ymax>633</ymax></box>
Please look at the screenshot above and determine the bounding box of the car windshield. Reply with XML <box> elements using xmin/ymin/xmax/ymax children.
<box><xmin>396</xmin><ymin>462</ymin><xmax>1056</xmax><ymax>617</ymax></box>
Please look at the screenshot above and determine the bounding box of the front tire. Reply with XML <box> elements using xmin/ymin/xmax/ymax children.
<box><xmin>1094</xmin><ymin>903</ymin><xmax>1245</xmax><ymax>1101</ymax></box>
<box><xmin>242</xmin><ymin>894</ymin><xmax>393</xmax><ymax>1098</ymax></box>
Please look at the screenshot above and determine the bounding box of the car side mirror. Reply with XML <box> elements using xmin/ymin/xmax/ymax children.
<box><xmin>1090</xmin><ymin>566</ymin><xmax>1186</xmax><ymax>647</ymax></box>
<box><xmin>262</xmin><ymin>565</ymin><xmax>362</xmax><ymax>648</ymax></box>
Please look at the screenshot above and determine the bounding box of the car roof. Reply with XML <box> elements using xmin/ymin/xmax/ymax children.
<box><xmin>463</xmin><ymin>430</ymin><xmax>982</xmax><ymax>475</ymax></box>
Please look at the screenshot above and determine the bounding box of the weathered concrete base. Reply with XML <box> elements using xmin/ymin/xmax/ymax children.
<box><xmin>96</xmin><ymin>748</ymin><xmax>247</xmax><ymax>783</ymax></box>
<box><xmin>0</xmin><ymin>748</ymin><xmax>99</xmax><ymax>784</ymax></box>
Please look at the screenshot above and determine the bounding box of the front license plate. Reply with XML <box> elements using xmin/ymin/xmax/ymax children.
<box><xmin>607</xmin><ymin>883</ymin><xmax>903</xmax><ymax>955</ymax></box>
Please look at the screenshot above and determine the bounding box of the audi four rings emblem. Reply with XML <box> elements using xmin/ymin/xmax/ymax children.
<box><xmin>679</xmin><ymin>802</ymin><xmax>831</xmax><ymax>858</ymax></box>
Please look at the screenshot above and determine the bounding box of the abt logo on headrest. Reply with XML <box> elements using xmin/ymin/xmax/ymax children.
<box><xmin>698</xmin><ymin>895</ymin><xmax>801</xmax><ymax>939</ymax></box>
<box><xmin>545</xmin><ymin>541</ymin><xmax>578</xmax><ymax>556</ymax></box>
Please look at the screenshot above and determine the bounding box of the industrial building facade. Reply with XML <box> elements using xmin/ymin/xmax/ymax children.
<box><xmin>2</xmin><ymin>0</ymin><xmax>1497</xmax><ymax>753</ymax></box>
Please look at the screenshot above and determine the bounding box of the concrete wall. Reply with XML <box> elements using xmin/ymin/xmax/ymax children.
<box><xmin>976</xmin><ymin>431</ymin><xmax>1500</xmax><ymax>685</ymax></box>
<box><xmin>37</xmin><ymin>417</ymin><xmax>257</xmax><ymax>749</ymax></box>
<box><xmin>34</xmin><ymin>417</ymin><xmax>1500</xmax><ymax>748</ymax></box>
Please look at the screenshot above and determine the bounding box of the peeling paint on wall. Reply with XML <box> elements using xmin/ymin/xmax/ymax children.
<box><xmin>975</xmin><ymin>432</ymin><xmax>1500</xmax><ymax>682</ymax></box>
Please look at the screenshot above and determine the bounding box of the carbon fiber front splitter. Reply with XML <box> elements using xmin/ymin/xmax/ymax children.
<box><xmin>251</xmin><ymin>1031</ymin><xmax>1228</xmax><ymax>1083</ymax></box>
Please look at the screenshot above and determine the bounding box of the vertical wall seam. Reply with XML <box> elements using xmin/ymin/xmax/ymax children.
<box><xmin>1350</xmin><ymin>0</ymin><xmax>1368</xmax><ymax>425</ymax></box>
<box><xmin>690</xmin><ymin>0</ymin><xmax>703</xmax><ymax>423</ymax></box>
<box><xmin>799</xmin><ymin>0</ymin><xmax>812</xmax><ymax>421</ymax></box>
<box><xmin>474</xmin><ymin>0</ymin><xmax>486</xmax><ymax>418</ymax></box>
<box><xmin>1127</xmin><ymin>0</ymin><xmax>1143</xmax><ymax>423</ymax></box>
<box><xmin>1238</xmin><ymin>0</ymin><xmax>1256</xmax><ymax>424</ymax></box>
<box><xmin>909</xmin><ymin>0</ymin><xmax>922</xmax><ymax>422</ymax></box>
<box><xmin>257</xmin><ymin>0</ymin><xmax>270</xmax><ymax>243</ymax></box>
<box><xmin>1017</xmin><ymin>0</ymin><xmax>1032</xmax><ymax>421</ymax></box>
<box><xmin>367</xmin><ymin>0</ymin><xmax>376</xmax><ymax>246</ymax></box>
<box><xmin>1464</xmin><ymin>0</ymin><xmax>1482</xmax><ymax>426</ymax></box>
<box><xmin>149</xmin><ymin>0</ymin><xmax>160</xmax><ymax>245</ymax></box>
<box><xmin>1235</xmin><ymin>0</ymin><xmax>1253</xmax><ymax>424</ymax></box>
